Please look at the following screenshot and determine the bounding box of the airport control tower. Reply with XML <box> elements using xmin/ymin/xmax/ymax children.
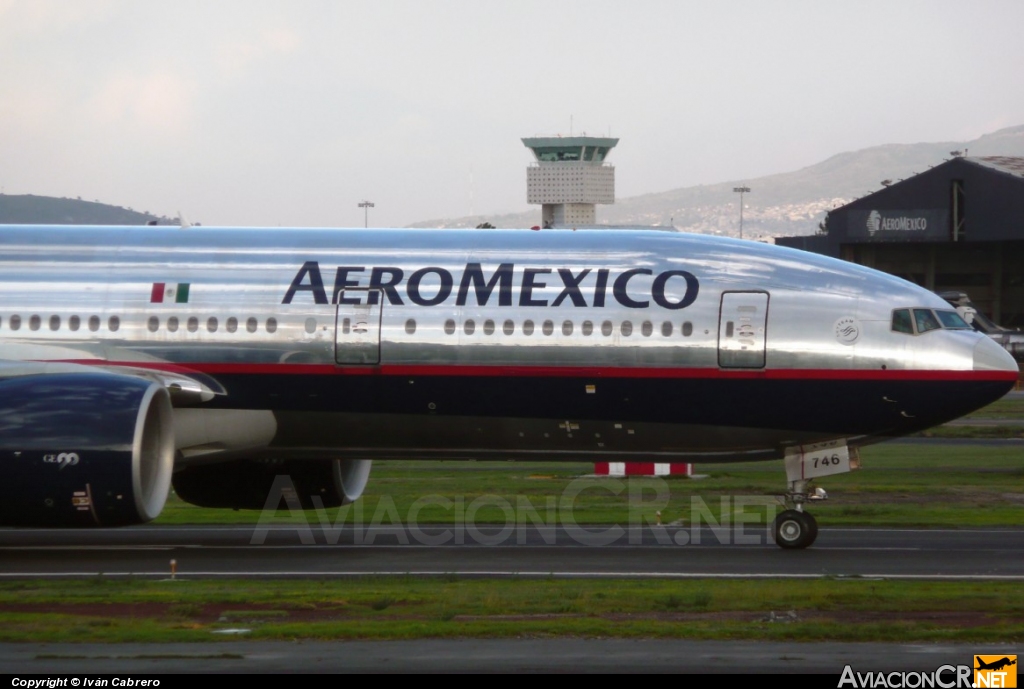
<box><xmin>522</xmin><ymin>136</ymin><xmax>618</xmax><ymax>227</ymax></box>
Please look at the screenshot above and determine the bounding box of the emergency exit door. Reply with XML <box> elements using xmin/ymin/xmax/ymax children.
<box><xmin>718</xmin><ymin>291</ymin><xmax>769</xmax><ymax>368</ymax></box>
<box><xmin>335</xmin><ymin>289</ymin><xmax>382</xmax><ymax>364</ymax></box>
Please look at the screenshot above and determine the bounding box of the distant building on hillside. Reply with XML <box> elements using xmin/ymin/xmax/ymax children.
<box><xmin>777</xmin><ymin>156</ymin><xmax>1024</xmax><ymax>327</ymax></box>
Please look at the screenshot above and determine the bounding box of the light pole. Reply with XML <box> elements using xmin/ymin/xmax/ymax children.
<box><xmin>358</xmin><ymin>200</ymin><xmax>375</xmax><ymax>228</ymax></box>
<box><xmin>733</xmin><ymin>186</ymin><xmax>751</xmax><ymax>239</ymax></box>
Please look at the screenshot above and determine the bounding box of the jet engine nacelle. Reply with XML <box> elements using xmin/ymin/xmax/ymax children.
<box><xmin>172</xmin><ymin>458</ymin><xmax>372</xmax><ymax>510</ymax></box>
<box><xmin>0</xmin><ymin>373</ymin><xmax>174</xmax><ymax>527</ymax></box>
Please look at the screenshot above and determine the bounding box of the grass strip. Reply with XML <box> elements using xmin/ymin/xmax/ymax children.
<box><xmin>0</xmin><ymin>577</ymin><xmax>1021</xmax><ymax>644</ymax></box>
<box><xmin>153</xmin><ymin>443</ymin><xmax>1024</xmax><ymax>528</ymax></box>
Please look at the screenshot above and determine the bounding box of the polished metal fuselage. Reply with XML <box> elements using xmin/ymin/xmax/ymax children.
<box><xmin>0</xmin><ymin>226</ymin><xmax>1016</xmax><ymax>463</ymax></box>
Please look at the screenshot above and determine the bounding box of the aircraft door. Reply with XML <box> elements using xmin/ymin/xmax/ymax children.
<box><xmin>335</xmin><ymin>289</ymin><xmax>382</xmax><ymax>365</ymax></box>
<box><xmin>718</xmin><ymin>291</ymin><xmax>769</xmax><ymax>368</ymax></box>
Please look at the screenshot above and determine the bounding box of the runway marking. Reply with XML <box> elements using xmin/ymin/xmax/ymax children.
<box><xmin>2</xmin><ymin>571</ymin><xmax>1024</xmax><ymax>580</ymax></box>
<box><xmin>824</xmin><ymin>528</ymin><xmax>1024</xmax><ymax>534</ymax></box>
<box><xmin>4</xmin><ymin>527</ymin><xmax>1023</xmax><ymax>534</ymax></box>
<box><xmin>0</xmin><ymin>546</ymin><xmax>175</xmax><ymax>551</ymax></box>
<box><xmin>0</xmin><ymin>545</ymin><xmax>939</xmax><ymax>552</ymax></box>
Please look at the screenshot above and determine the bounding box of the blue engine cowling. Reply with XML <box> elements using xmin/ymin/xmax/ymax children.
<box><xmin>0</xmin><ymin>372</ymin><xmax>175</xmax><ymax>527</ymax></box>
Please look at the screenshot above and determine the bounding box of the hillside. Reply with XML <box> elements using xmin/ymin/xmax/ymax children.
<box><xmin>410</xmin><ymin>125</ymin><xmax>1024</xmax><ymax>238</ymax></box>
<box><xmin>6</xmin><ymin>125</ymin><xmax>1024</xmax><ymax>235</ymax></box>
<box><xmin>0</xmin><ymin>194</ymin><xmax>172</xmax><ymax>225</ymax></box>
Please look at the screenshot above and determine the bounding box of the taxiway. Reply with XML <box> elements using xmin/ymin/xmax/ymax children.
<box><xmin>1</xmin><ymin>525</ymin><xmax>1022</xmax><ymax>579</ymax></box>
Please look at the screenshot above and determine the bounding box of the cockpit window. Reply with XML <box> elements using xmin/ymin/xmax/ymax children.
<box><xmin>913</xmin><ymin>309</ymin><xmax>941</xmax><ymax>333</ymax></box>
<box><xmin>894</xmin><ymin>307</ymin><xmax>973</xmax><ymax>335</ymax></box>
<box><xmin>891</xmin><ymin>309</ymin><xmax>914</xmax><ymax>334</ymax></box>
<box><xmin>935</xmin><ymin>310</ymin><xmax>972</xmax><ymax>329</ymax></box>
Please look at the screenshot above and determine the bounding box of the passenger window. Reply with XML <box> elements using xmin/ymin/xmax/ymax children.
<box><xmin>167</xmin><ymin>317</ymin><xmax>179</xmax><ymax>333</ymax></box>
<box><xmin>562</xmin><ymin>320</ymin><xmax>573</xmax><ymax>336</ymax></box>
<box><xmin>207</xmin><ymin>317</ymin><xmax>218</xmax><ymax>333</ymax></box>
<box><xmin>484</xmin><ymin>319</ymin><xmax>495</xmax><ymax>335</ymax></box>
<box><xmin>542</xmin><ymin>320</ymin><xmax>554</xmax><ymax>336</ymax></box>
<box><xmin>226</xmin><ymin>317</ymin><xmax>238</xmax><ymax>333</ymax></box>
<box><xmin>444</xmin><ymin>319</ymin><xmax>456</xmax><ymax>335</ymax></box>
<box><xmin>682</xmin><ymin>321</ymin><xmax>693</xmax><ymax>337</ymax></box>
<box><xmin>661</xmin><ymin>321</ymin><xmax>673</xmax><ymax>337</ymax></box>
<box><xmin>29</xmin><ymin>315</ymin><xmax>41</xmax><ymax>331</ymax></box>
<box><xmin>641</xmin><ymin>321</ymin><xmax>653</xmax><ymax>337</ymax></box>
<box><xmin>464</xmin><ymin>319</ymin><xmax>475</xmax><ymax>335</ymax></box>
<box><xmin>10</xmin><ymin>315</ymin><xmax>21</xmax><ymax>331</ymax></box>
<box><xmin>246</xmin><ymin>317</ymin><xmax>258</xmax><ymax>333</ymax></box>
<box><xmin>503</xmin><ymin>319</ymin><xmax>514</xmax><ymax>336</ymax></box>
<box><xmin>69</xmin><ymin>315</ymin><xmax>80</xmax><ymax>331</ymax></box>
<box><xmin>913</xmin><ymin>309</ymin><xmax>940</xmax><ymax>333</ymax></box>
<box><xmin>49</xmin><ymin>315</ymin><xmax>60</xmax><ymax>331</ymax></box>
<box><xmin>891</xmin><ymin>309</ymin><xmax>914</xmax><ymax>334</ymax></box>
<box><xmin>601</xmin><ymin>320</ymin><xmax>613</xmax><ymax>336</ymax></box>
<box><xmin>88</xmin><ymin>316</ymin><xmax>100</xmax><ymax>332</ymax></box>
<box><xmin>404</xmin><ymin>319</ymin><xmax>416</xmax><ymax>335</ymax></box>
<box><xmin>147</xmin><ymin>316</ymin><xmax>159</xmax><ymax>333</ymax></box>
<box><xmin>108</xmin><ymin>316</ymin><xmax>120</xmax><ymax>332</ymax></box>
<box><xmin>266</xmin><ymin>317</ymin><xmax>278</xmax><ymax>334</ymax></box>
<box><xmin>582</xmin><ymin>320</ymin><xmax>593</xmax><ymax>336</ymax></box>
<box><xmin>187</xmin><ymin>317</ymin><xmax>199</xmax><ymax>333</ymax></box>
<box><xmin>621</xmin><ymin>321</ymin><xmax>633</xmax><ymax>336</ymax></box>
<box><xmin>523</xmin><ymin>319</ymin><xmax>535</xmax><ymax>336</ymax></box>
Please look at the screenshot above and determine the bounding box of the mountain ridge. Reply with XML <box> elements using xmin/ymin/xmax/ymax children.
<box><xmin>0</xmin><ymin>194</ymin><xmax>172</xmax><ymax>225</ymax></box>
<box><xmin>410</xmin><ymin>125</ymin><xmax>1024</xmax><ymax>238</ymax></box>
<box><xmin>4</xmin><ymin>126</ymin><xmax>1023</xmax><ymax>233</ymax></box>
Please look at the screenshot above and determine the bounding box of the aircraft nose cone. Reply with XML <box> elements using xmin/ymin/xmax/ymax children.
<box><xmin>973</xmin><ymin>336</ymin><xmax>1020</xmax><ymax>373</ymax></box>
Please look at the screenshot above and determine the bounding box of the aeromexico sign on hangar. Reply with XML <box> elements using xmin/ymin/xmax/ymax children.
<box><xmin>848</xmin><ymin>209</ymin><xmax>949</xmax><ymax>242</ymax></box>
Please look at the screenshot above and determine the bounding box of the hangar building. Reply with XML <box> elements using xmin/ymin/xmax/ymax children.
<box><xmin>777</xmin><ymin>156</ymin><xmax>1024</xmax><ymax>327</ymax></box>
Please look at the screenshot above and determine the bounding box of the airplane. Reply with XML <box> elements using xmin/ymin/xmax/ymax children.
<box><xmin>976</xmin><ymin>658</ymin><xmax>1017</xmax><ymax>671</ymax></box>
<box><xmin>0</xmin><ymin>225</ymin><xmax>1017</xmax><ymax>549</ymax></box>
<box><xmin>939</xmin><ymin>290</ymin><xmax>1024</xmax><ymax>360</ymax></box>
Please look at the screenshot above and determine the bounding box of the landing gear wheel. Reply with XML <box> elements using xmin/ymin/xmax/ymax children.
<box><xmin>772</xmin><ymin>510</ymin><xmax>818</xmax><ymax>549</ymax></box>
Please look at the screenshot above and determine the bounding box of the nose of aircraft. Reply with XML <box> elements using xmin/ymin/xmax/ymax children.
<box><xmin>973</xmin><ymin>336</ymin><xmax>1020</xmax><ymax>373</ymax></box>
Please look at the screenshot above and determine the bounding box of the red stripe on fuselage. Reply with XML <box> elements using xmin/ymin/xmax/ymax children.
<box><xmin>50</xmin><ymin>360</ymin><xmax>1020</xmax><ymax>382</ymax></box>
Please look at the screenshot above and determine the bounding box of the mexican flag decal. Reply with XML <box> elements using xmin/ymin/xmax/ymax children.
<box><xmin>150</xmin><ymin>282</ymin><xmax>190</xmax><ymax>303</ymax></box>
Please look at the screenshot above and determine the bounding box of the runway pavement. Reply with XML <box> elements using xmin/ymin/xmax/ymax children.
<box><xmin>1</xmin><ymin>524</ymin><xmax>1022</xmax><ymax>579</ymax></box>
<box><xmin>0</xmin><ymin>639</ymin><xmax>1013</xmax><ymax>673</ymax></box>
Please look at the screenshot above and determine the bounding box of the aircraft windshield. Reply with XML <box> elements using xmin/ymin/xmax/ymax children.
<box><xmin>892</xmin><ymin>308</ymin><xmax>974</xmax><ymax>335</ymax></box>
<box><xmin>935</xmin><ymin>310</ymin><xmax>972</xmax><ymax>329</ymax></box>
<box><xmin>891</xmin><ymin>309</ymin><xmax>914</xmax><ymax>334</ymax></box>
<box><xmin>914</xmin><ymin>309</ymin><xmax>941</xmax><ymax>333</ymax></box>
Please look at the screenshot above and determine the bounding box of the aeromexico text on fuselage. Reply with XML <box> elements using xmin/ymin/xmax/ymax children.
<box><xmin>282</xmin><ymin>262</ymin><xmax>700</xmax><ymax>309</ymax></box>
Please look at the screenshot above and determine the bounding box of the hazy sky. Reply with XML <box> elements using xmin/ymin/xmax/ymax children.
<box><xmin>2</xmin><ymin>0</ymin><xmax>1023</xmax><ymax>227</ymax></box>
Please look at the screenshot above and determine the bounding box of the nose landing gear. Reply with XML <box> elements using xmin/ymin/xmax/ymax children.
<box><xmin>773</xmin><ymin>508</ymin><xmax>819</xmax><ymax>549</ymax></box>
<box><xmin>773</xmin><ymin>440</ymin><xmax>859</xmax><ymax>550</ymax></box>
<box><xmin>772</xmin><ymin>477</ymin><xmax>820</xmax><ymax>549</ymax></box>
